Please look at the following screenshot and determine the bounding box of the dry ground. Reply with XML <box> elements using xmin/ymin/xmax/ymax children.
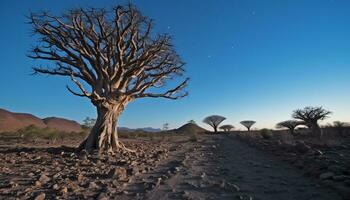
<box><xmin>0</xmin><ymin>134</ymin><xmax>346</xmax><ymax>200</ymax></box>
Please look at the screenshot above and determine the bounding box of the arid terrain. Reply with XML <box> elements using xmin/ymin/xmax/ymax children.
<box><xmin>1</xmin><ymin>131</ymin><xmax>349</xmax><ymax>200</ymax></box>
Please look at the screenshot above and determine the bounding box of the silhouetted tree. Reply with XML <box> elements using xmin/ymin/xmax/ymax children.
<box><xmin>240</xmin><ymin>120</ymin><xmax>256</xmax><ymax>131</ymax></box>
<box><xmin>276</xmin><ymin>120</ymin><xmax>303</xmax><ymax>136</ymax></box>
<box><xmin>203</xmin><ymin>115</ymin><xmax>226</xmax><ymax>133</ymax></box>
<box><xmin>292</xmin><ymin>106</ymin><xmax>331</xmax><ymax>138</ymax></box>
<box><xmin>188</xmin><ymin>120</ymin><xmax>196</xmax><ymax>124</ymax></box>
<box><xmin>220</xmin><ymin>124</ymin><xmax>234</xmax><ymax>132</ymax></box>
<box><xmin>28</xmin><ymin>4</ymin><xmax>188</xmax><ymax>153</ymax></box>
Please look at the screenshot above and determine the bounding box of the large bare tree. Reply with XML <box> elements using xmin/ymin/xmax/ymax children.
<box><xmin>276</xmin><ymin>120</ymin><xmax>303</xmax><ymax>136</ymax></box>
<box><xmin>240</xmin><ymin>120</ymin><xmax>256</xmax><ymax>131</ymax></box>
<box><xmin>292</xmin><ymin>106</ymin><xmax>331</xmax><ymax>138</ymax></box>
<box><xmin>28</xmin><ymin>4</ymin><xmax>188</xmax><ymax>153</ymax></box>
<box><xmin>203</xmin><ymin>115</ymin><xmax>226</xmax><ymax>133</ymax></box>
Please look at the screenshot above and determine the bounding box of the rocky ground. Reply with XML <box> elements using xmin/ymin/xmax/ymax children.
<box><xmin>0</xmin><ymin>134</ymin><xmax>348</xmax><ymax>199</ymax></box>
<box><xmin>238</xmin><ymin>134</ymin><xmax>350</xmax><ymax>200</ymax></box>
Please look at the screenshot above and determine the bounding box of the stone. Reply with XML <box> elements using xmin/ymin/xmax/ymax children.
<box><xmin>108</xmin><ymin>167</ymin><xmax>127</xmax><ymax>180</ymax></box>
<box><xmin>53</xmin><ymin>184</ymin><xmax>59</xmax><ymax>190</ymax></box>
<box><xmin>89</xmin><ymin>182</ymin><xmax>99</xmax><ymax>189</ymax></box>
<box><xmin>34</xmin><ymin>193</ymin><xmax>45</xmax><ymax>200</ymax></box>
<box><xmin>39</xmin><ymin>174</ymin><xmax>50</xmax><ymax>184</ymax></box>
<box><xmin>60</xmin><ymin>186</ymin><xmax>68</xmax><ymax>194</ymax></box>
<box><xmin>295</xmin><ymin>141</ymin><xmax>311</xmax><ymax>153</ymax></box>
<box><xmin>319</xmin><ymin>172</ymin><xmax>334</xmax><ymax>180</ymax></box>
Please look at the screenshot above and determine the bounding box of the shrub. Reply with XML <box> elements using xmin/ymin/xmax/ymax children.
<box><xmin>260</xmin><ymin>129</ymin><xmax>273</xmax><ymax>140</ymax></box>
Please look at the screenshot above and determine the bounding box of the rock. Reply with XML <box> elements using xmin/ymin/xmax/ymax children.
<box><xmin>108</xmin><ymin>167</ymin><xmax>127</xmax><ymax>180</ymax></box>
<box><xmin>60</xmin><ymin>186</ymin><xmax>68</xmax><ymax>194</ymax></box>
<box><xmin>35</xmin><ymin>181</ymin><xmax>42</xmax><ymax>187</ymax></box>
<box><xmin>319</xmin><ymin>172</ymin><xmax>334</xmax><ymax>180</ymax></box>
<box><xmin>97</xmin><ymin>193</ymin><xmax>108</xmax><ymax>200</ymax></box>
<box><xmin>77</xmin><ymin>174</ymin><xmax>84</xmax><ymax>183</ymax></box>
<box><xmin>295</xmin><ymin>141</ymin><xmax>311</xmax><ymax>153</ymax></box>
<box><xmin>53</xmin><ymin>184</ymin><xmax>59</xmax><ymax>190</ymax></box>
<box><xmin>39</xmin><ymin>174</ymin><xmax>50</xmax><ymax>184</ymax></box>
<box><xmin>89</xmin><ymin>182</ymin><xmax>99</xmax><ymax>189</ymax></box>
<box><xmin>313</xmin><ymin>149</ymin><xmax>323</xmax><ymax>156</ymax></box>
<box><xmin>34</xmin><ymin>193</ymin><xmax>45</xmax><ymax>200</ymax></box>
<box><xmin>333</xmin><ymin>175</ymin><xmax>347</xmax><ymax>181</ymax></box>
<box><xmin>228</xmin><ymin>183</ymin><xmax>240</xmax><ymax>192</ymax></box>
<box><xmin>328</xmin><ymin>165</ymin><xmax>345</xmax><ymax>175</ymax></box>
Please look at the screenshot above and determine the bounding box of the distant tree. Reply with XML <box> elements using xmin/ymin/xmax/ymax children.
<box><xmin>333</xmin><ymin>121</ymin><xmax>350</xmax><ymax>137</ymax></box>
<box><xmin>203</xmin><ymin>115</ymin><xmax>226</xmax><ymax>133</ymax></box>
<box><xmin>240</xmin><ymin>120</ymin><xmax>256</xmax><ymax>131</ymax></box>
<box><xmin>163</xmin><ymin>123</ymin><xmax>169</xmax><ymax>130</ymax></box>
<box><xmin>276</xmin><ymin>120</ymin><xmax>303</xmax><ymax>136</ymax></box>
<box><xmin>27</xmin><ymin>4</ymin><xmax>188</xmax><ymax>153</ymax></box>
<box><xmin>292</xmin><ymin>106</ymin><xmax>331</xmax><ymax>138</ymax></box>
<box><xmin>82</xmin><ymin>117</ymin><xmax>96</xmax><ymax>129</ymax></box>
<box><xmin>188</xmin><ymin>120</ymin><xmax>196</xmax><ymax>124</ymax></box>
<box><xmin>220</xmin><ymin>124</ymin><xmax>234</xmax><ymax>132</ymax></box>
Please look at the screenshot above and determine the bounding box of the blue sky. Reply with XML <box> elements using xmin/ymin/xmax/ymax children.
<box><xmin>0</xmin><ymin>0</ymin><xmax>349</xmax><ymax>130</ymax></box>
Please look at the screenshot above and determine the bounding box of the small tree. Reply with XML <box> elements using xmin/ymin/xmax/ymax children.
<box><xmin>28</xmin><ymin>4</ymin><xmax>188</xmax><ymax>153</ymax></box>
<box><xmin>292</xmin><ymin>106</ymin><xmax>331</xmax><ymax>138</ymax></box>
<box><xmin>203</xmin><ymin>115</ymin><xmax>226</xmax><ymax>133</ymax></box>
<box><xmin>220</xmin><ymin>124</ymin><xmax>234</xmax><ymax>132</ymax></box>
<box><xmin>240</xmin><ymin>120</ymin><xmax>256</xmax><ymax>131</ymax></box>
<box><xmin>188</xmin><ymin>120</ymin><xmax>196</xmax><ymax>124</ymax></box>
<box><xmin>82</xmin><ymin>117</ymin><xmax>96</xmax><ymax>129</ymax></box>
<box><xmin>276</xmin><ymin>120</ymin><xmax>303</xmax><ymax>136</ymax></box>
<box><xmin>163</xmin><ymin>123</ymin><xmax>169</xmax><ymax>130</ymax></box>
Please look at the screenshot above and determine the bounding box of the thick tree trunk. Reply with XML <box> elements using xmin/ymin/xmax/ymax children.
<box><xmin>309</xmin><ymin>123</ymin><xmax>322</xmax><ymax>139</ymax></box>
<box><xmin>78</xmin><ymin>104</ymin><xmax>126</xmax><ymax>154</ymax></box>
<box><xmin>289</xmin><ymin>128</ymin><xmax>295</xmax><ymax>136</ymax></box>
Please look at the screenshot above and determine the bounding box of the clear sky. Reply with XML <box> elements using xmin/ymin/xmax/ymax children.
<box><xmin>0</xmin><ymin>0</ymin><xmax>349</xmax><ymax>130</ymax></box>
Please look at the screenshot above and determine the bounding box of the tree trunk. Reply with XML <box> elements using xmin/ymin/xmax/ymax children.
<box><xmin>310</xmin><ymin>123</ymin><xmax>322</xmax><ymax>139</ymax></box>
<box><xmin>79</xmin><ymin>104</ymin><xmax>124</xmax><ymax>154</ymax></box>
<box><xmin>214</xmin><ymin>126</ymin><xmax>218</xmax><ymax>133</ymax></box>
<box><xmin>289</xmin><ymin>128</ymin><xmax>295</xmax><ymax>136</ymax></box>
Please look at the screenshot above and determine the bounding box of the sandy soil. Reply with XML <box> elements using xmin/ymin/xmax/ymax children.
<box><xmin>0</xmin><ymin>134</ymin><xmax>344</xmax><ymax>200</ymax></box>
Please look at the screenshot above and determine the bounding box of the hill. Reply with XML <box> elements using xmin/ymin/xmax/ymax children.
<box><xmin>43</xmin><ymin>117</ymin><xmax>82</xmax><ymax>133</ymax></box>
<box><xmin>0</xmin><ymin>108</ymin><xmax>82</xmax><ymax>133</ymax></box>
<box><xmin>174</xmin><ymin>123</ymin><xmax>207</xmax><ymax>134</ymax></box>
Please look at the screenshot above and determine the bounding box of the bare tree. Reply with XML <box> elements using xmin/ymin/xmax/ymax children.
<box><xmin>163</xmin><ymin>123</ymin><xmax>169</xmax><ymax>131</ymax></box>
<box><xmin>276</xmin><ymin>120</ymin><xmax>303</xmax><ymax>136</ymax></box>
<box><xmin>203</xmin><ymin>115</ymin><xmax>226</xmax><ymax>133</ymax></box>
<box><xmin>28</xmin><ymin>4</ymin><xmax>188</xmax><ymax>154</ymax></box>
<box><xmin>240</xmin><ymin>120</ymin><xmax>256</xmax><ymax>131</ymax></box>
<box><xmin>220</xmin><ymin>124</ymin><xmax>234</xmax><ymax>132</ymax></box>
<box><xmin>292</xmin><ymin>106</ymin><xmax>331</xmax><ymax>138</ymax></box>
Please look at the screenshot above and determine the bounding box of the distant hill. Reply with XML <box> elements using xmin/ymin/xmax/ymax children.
<box><xmin>43</xmin><ymin>117</ymin><xmax>82</xmax><ymax>133</ymax></box>
<box><xmin>118</xmin><ymin>126</ymin><xmax>161</xmax><ymax>133</ymax></box>
<box><xmin>0</xmin><ymin>108</ymin><xmax>82</xmax><ymax>133</ymax></box>
<box><xmin>174</xmin><ymin>123</ymin><xmax>207</xmax><ymax>134</ymax></box>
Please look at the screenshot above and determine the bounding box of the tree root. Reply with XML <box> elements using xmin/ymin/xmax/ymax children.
<box><xmin>116</xmin><ymin>141</ymin><xmax>136</xmax><ymax>153</ymax></box>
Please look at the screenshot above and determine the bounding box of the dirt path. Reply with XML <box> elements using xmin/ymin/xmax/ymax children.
<box><xmin>120</xmin><ymin>134</ymin><xmax>342</xmax><ymax>200</ymax></box>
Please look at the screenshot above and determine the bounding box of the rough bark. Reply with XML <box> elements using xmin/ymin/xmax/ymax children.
<box><xmin>79</xmin><ymin>103</ymin><xmax>128</xmax><ymax>153</ymax></box>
